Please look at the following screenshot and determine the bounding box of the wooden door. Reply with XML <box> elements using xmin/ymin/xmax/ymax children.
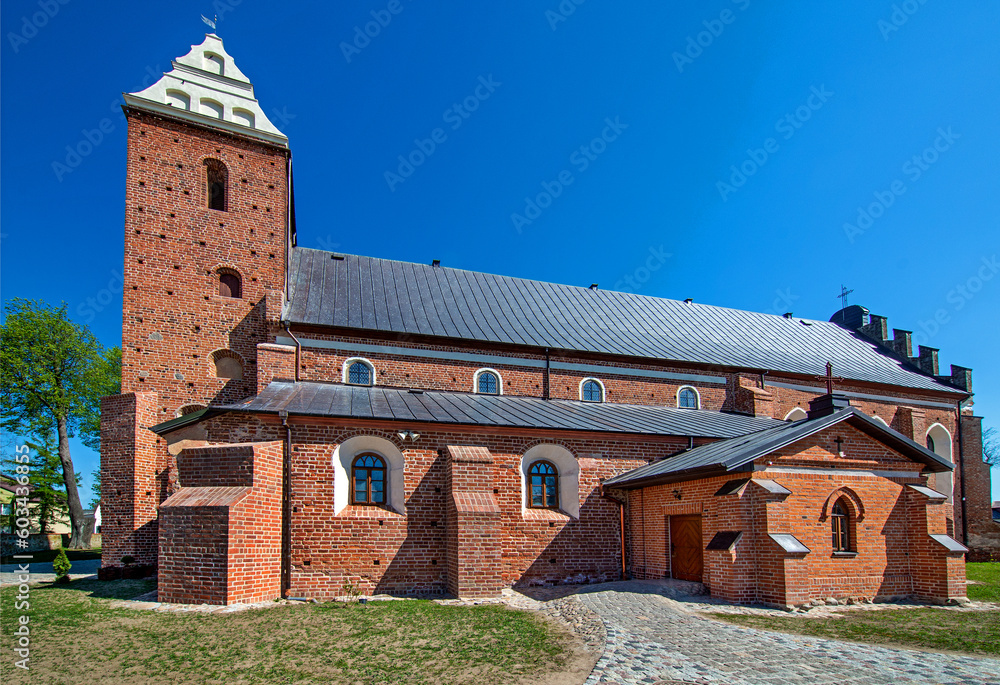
<box><xmin>670</xmin><ymin>515</ymin><xmax>703</xmax><ymax>582</ymax></box>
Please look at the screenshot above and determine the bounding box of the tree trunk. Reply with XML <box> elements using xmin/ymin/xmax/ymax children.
<box><xmin>56</xmin><ymin>416</ymin><xmax>86</xmax><ymax>548</ymax></box>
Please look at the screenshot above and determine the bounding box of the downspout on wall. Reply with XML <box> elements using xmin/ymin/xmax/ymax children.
<box><xmin>956</xmin><ymin>399</ymin><xmax>969</xmax><ymax>547</ymax></box>
<box><xmin>282</xmin><ymin>322</ymin><xmax>301</xmax><ymax>382</ymax></box>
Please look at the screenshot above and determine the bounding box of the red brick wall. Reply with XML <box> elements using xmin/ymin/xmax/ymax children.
<box><xmin>100</xmin><ymin>392</ymin><xmax>165</xmax><ymax>567</ymax></box>
<box><xmin>121</xmin><ymin>110</ymin><xmax>288</xmax><ymax>418</ymax></box>
<box><xmin>624</xmin><ymin>424</ymin><xmax>966</xmax><ymax>607</ymax></box>
<box><xmin>961</xmin><ymin>415</ymin><xmax>1000</xmax><ymax>555</ymax></box>
<box><xmin>158</xmin><ymin>442</ymin><xmax>283</xmax><ymax>605</ymax></box>
<box><xmin>445</xmin><ymin>446</ymin><xmax>502</xmax><ymax>598</ymax></box>
<box><xmin>195</xmin><ymin>414</ymin><xmax>664</xmax><ymax>599</ymax></box>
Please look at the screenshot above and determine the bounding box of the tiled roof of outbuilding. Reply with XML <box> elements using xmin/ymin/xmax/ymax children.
<box><xmin>283</xmin><ymin>249</ymin><xmax>963</xmax><ymax>395</ymax></box>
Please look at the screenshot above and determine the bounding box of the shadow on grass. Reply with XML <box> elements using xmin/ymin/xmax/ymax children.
<box><xmin>42</xmin><ymin>578</ymin><xmax>156</xmax><ymax>600</ymax></box>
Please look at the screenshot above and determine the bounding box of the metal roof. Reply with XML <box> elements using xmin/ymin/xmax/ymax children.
<box><xmin>603</xmin><ymin>406</ymin><xmax>952</xmax><ymax>488</ymax></box>
<box><xmin>193</xmin><ymin>381</ymin><xmax>785</xmax><ymax>439</ymax></box>
<box><xmin>283</xmin><ymin>248</ymin><xmax>963</xmax><ymax>395</ymax></box>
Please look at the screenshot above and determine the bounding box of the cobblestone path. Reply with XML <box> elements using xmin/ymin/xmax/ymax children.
<box><xmin>576</xmin><ymin>582</ymin><xmax>1000</xmax><ymax>685</ymax></box>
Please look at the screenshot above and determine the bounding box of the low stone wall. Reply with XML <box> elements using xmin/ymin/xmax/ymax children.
<box><xmin>1</xmin><ymin>534</ymin><xmax>62</xmax><ymax>557</ymax></box>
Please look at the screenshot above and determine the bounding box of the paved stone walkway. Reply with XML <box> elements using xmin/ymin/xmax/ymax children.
<box><xmin>575</xmin><ymin>581</ymin><xmax>1000</xmax><ymax>685</ymax></box>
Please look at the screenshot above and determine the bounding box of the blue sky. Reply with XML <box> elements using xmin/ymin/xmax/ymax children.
<box><xmin>2</xmin><ymin>0</ymin><xmax>998</xmax><ymax>500</ymax></box>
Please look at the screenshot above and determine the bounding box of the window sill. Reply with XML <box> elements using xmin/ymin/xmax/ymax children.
<box><xmin>832</xmin><ymin>551</ymin><xmax>858</xmax><ymax>558</ymax></box>
<box><xmin>523</xmin><ymin>508</ymin><xmax>571</xmax><ymax>522</ymax></box>
<box><xmin>337</xmin><ymin>505</ymin><xmax>404</xmax><ymax>519</ymax></box>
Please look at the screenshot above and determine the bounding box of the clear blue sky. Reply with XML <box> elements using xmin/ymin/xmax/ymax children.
<box><xmin>2</xmin><ymin>1</ymin><xmax>998</xmax><ymax>501</ymax></box>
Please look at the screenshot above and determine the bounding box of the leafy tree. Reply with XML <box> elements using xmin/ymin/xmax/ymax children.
<box><xmin>0</xmin><ymin>299</ymin><xmax>120</xmax><ymax>548</ymax></box>
<box><xmin>90</xmin><ymin>468</ymin><xmax>101</xmax><ymax>509</ymax></box>
<box><xmin>984</xmin><ymin>426</ymin><xmax>998</xmax><ymax>467</ymax></box>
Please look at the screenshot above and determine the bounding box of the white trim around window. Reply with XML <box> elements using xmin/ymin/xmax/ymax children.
<box><xmin>676</xmin><ymin>385</ymin><xmax>701</xmax><ymax>409</ymax></box>
<box><xmin>473</xmin><ymin>367</ymin><xmax>503</xmax><ymax>395</ymax></box>
<box><xmin>343</xmin><ymin>357</ymin><xmax>376</xmax><ymax>386</ymax></box>
<box><xmin>579</xmin><ymin>377</ymin><xmax>605</xmax><ymax>403</ymax></box>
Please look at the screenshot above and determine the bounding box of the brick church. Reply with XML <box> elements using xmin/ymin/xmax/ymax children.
<box><xmin>101</xmin><ymin>33</ymin><xmax>1000</xmax><ymax>608</ymax></box>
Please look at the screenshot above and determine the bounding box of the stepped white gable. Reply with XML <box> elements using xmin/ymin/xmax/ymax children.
<box><xmin>125</xmin><ymin>33</ymin><xmax>287</xmax><ymax>147</ymax></box>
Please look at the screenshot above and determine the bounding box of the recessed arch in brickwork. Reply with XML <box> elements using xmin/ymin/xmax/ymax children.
<box><xmin>820</xmin><ymin>486</ymin><xmax>866</xmax><ymax>522</ymax></box>
<box><xmin>209</xmin><ymin>348</ymin><xmax>245</xmax><ymax>380</ymax></box>
<box><xmin>332</xmin><ymin>435</ymin><xmax>405</xmax><ymax>515</ymax></box>
<box><xmin>520</xmin><ymin>444</ymin><xmax>580</xmax><ymax>519</ymax></box>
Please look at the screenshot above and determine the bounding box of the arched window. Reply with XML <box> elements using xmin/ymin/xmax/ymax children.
<box><xmin>204</xmin><ymin>159</ymin><xmax>227</xmax><ymax>212</ymax></box>
<box><xmin>581</xmin><ymin>378</ymin><xmax>604</xmax><ymax>403</ymax></box>
<box><xmin>219</xmin><ymin>271</ymin><xmax>241</xmax><ymax>298</ymax></box>
<box><xmin>677</xmin><ymin>386</ymin><xmax>700</xmax><ymax>409</ymax></box>
<box><xmin>475</xmin><ymin>369</ymin><xmax>500</xmax><ymax>395</ymax></box>
<box><xmin>351</xmin><ymin>454</ymin><xmax>386</xmax><ymax>505</ymax></box>
<box><xmin>831</xmin><ymin>498</ymin><xmax>851</xmax><ymax>552</ymax></box>
<box><xmin>528</xmin><ymin>460</ymin><xmax>559</xmax><ymax>509</ymax></box>
<box><xmin>925</xmin><ymin>423</ymin><xmax>954</xmax><ymax>500</ymax></box>
<box><xmin>345</xmin><ymin>358</ymin><xmax>375</xmax><ymax>386</ymax></box>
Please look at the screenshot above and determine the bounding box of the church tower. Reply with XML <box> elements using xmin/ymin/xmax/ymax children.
<box><xmin>102</xmin><ymin>33</ymin><xmax>292</xmax><ymax>571</ymax></box>
<box><xmin>120</xmin><ymin>32</ymin><xmax>291</xmax><ymax>415</ymax></box>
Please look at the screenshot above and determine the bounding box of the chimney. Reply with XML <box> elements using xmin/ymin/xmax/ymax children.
<box><xmin>917</xmin><ymin>346</ymin><xmax>939</xmax><ymax>376</ymax></box>
<box><xmin>807</xmin><ymin>393</ymin><xmax>852</xmax><ymax>419</ymax></box>
<box><xmin>950</xmin><ymin>364</ymin><xmax>973</xmax><ymax>392</ymax></box>
<box><xmin>891</xmin><ymin>329</ymin><xmax>912</xmax><ymax>358</ymax></box>
<box><xmin>860</xmin><ymin>314</ymin><xmax>888</xmax><ymax>343</ymax></box>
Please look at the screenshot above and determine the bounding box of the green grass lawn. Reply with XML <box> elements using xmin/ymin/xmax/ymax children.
<box><xmin>966</xmin><ymin>561</ymin><xmax>1000</xmax><ymax>603</ymax></box>
<box><xmin>0</xmin><ymin>579</ymin><xmax>582</xmax><ymax>685</ymax></box>
<box><xmin>1</xmin><ymin>548</ymin><xmax>101</xmax><ymax>565</ymax></box>
<box><xmin>710</xmin><ymin>562</ymin><xmax>1000</xmax><ymax>657</ymax></box>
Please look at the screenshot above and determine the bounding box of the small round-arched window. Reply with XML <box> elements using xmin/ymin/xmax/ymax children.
<box><xmin>581</xmin><ymin>379</ymin><xmax>603</xmax><ymax>403</ymax></box>
<box><xmin>477</xmin><ymin>370</ymin><xmax>500</xmax><ymax>395</ymax></box>
<box><xmin>346</xmin><ymin>359</ymin><xmax>374</xmax><ymax>386</ymax></box>
<box><xmin>926</xmin><ymin>435</ymin><xmax>935</xmax><ymax>452</ymax></box>
<box><xmin>678</xmin><ymin>386</ymin><xmax>699</xmax><ymax>409</ymax></box>
<box><xmin>219</xmin><ymin>271</ymin><xmax>241</xmax><ymax>298</ymax></box>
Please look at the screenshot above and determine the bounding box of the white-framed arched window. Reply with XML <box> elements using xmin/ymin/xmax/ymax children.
<box><xmin>677</xmin><ymin>385</ymin><xmax>700</xmax><ymax>409</ymax></box>
<box><xmin>332</xmin><ymin>435</ymin><xmax>405</xmax><ymax>515</ymax></box>
<box><xmin>474</xmin><ymin>368</ymin><xmax>502</xmax><ymax>395</ymax></box>
<box><xmin>343</xmin><ymin>358</ymin><xmax>376</xmax><ymax>386</ymax></box>
<box><xmin>872</xmin><ymin>415</ymin><xmax>889</xmax><ymax>427</ymax></box>
<box><xmin>925</xmin><ymin>423</ymin><xmax>954</xmax><ymax>501</ymax></box>
<box><xmin>784</xmin><ymin>407</ymin><xmax>808</xmax><ymax>422</ymax></box>
<box><xmin>580</xmin><ymin>377</ymin><xmax>605</xmax><ymax>403</ymax></box>
<box><xmin>520</xmin><ymin>444</ymin><xmax>580</xmax><ymax>519</ymax></box>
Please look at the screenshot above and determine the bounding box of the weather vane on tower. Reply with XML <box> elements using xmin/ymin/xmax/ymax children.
<box><xmin>201</xmin><ymin>14</ymin><xmax>217</xmax><ymax>32</ymax></box>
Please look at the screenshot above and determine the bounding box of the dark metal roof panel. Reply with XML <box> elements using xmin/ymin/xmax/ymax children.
<box><xmin>285</xmin><ymin>249</ymin><xmax>961</xmax><ymax>395</ymax></box>
<box><xmin>604</xmin><ymin>406</ymin><xmax>953</xmax><ymax>487</ymax></box>
<box><xmin>213</xmin><ymin>381</ymin><xmax>785</xmax><ymax>438</ymax></box>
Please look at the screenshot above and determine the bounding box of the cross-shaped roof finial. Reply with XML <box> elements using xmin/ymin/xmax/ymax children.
<box><xmin>816</xmin><ymin>362</ymin><xmax>844</xmax><ymax>395</ymax></box>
